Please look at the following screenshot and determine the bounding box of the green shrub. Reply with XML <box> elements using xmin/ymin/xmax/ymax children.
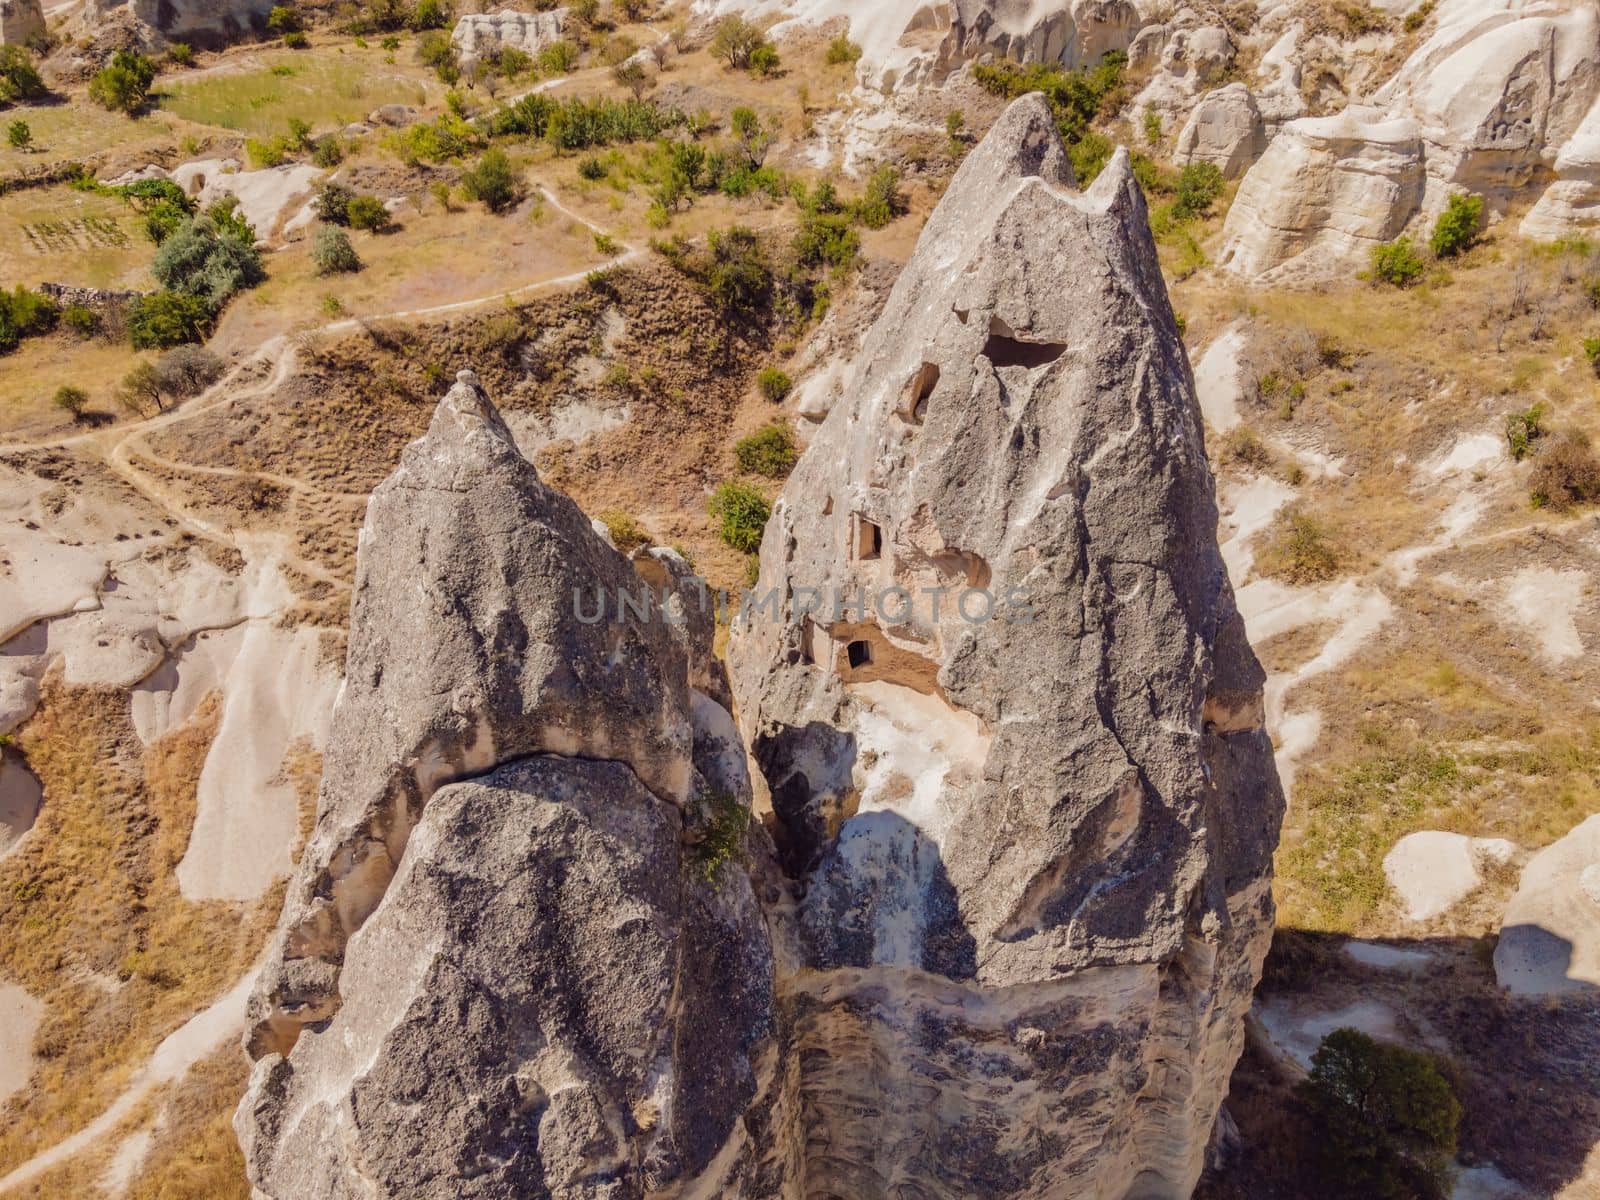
<box><xmin>756</xmin><ymin>366</ymin><xmax>791</xmax><ymax>402</ymax></box>
<box><xmin>1260</xmin><ymin>505</ymin><xmax>1340</xmax><ymax>583</ymax></box>
<box><xmin>88</xmin><ymin>50</ymin><xmax>157</xmax><ymax>114</ymax></box>
<box><xmin>748</xmin><ymin>43</ymin><xmax>780</xmax><ymax>75</ymax></box>
<box><xmin>153</xmin><ymin>344</ymin><xmax>223</xmax><ymax>397</ymax></box>
<box><xmin>1142</xmin><ymin>108</ymin><xmax>1161</xmax><ymax>145</ymax></box>
<box><xmin>206</xmin><ymin>195</ymin><xmax>255</xmax><ymax>245</ymax></box>
<box><xmin>7</xmin><ymin>119</ymin><xmax>30</xmax><ymax>149</ymax></box>
<box><xmin>0</xmin><ymin>284</ymin><xmax>56</xmax><ymax>351</ymax></box>
<box><xmin>52</xmin><ymin>385</ymin><xmax>89</xmax><ymax>420</ymax></box>
<box><xmin>538</xmin><ymin>39</ymin><xmax>577</xmax><ymax>73</ymax></box>
<box><xmin>854</xmin><ymin>165</ymin><xmax>903</xmax><ymax>229</ymax></box>
<box><xmin>1172</xmin><ymin>161</ymin><xmax>1224</xmax><ymax>220</ymax></box>
<box><xmin>1298</xmin><ymin>1028</ymin><xmax>1460</xmax><ymax>1200</ymax></box>
<box><xmin>490</xmin><ymin>92</ymin><xmax>680</xmax><ymax>150</ymax></box>
<box><xmin>167</xmin><ymin>42</ymin><xmax>195</xmax><ymax>67</ymax></box>
<box><xmin>598</xmin><ymin>507</ymin><xmax>651</xmax><ymax>552</ymax></box>
<box><xmin>709</xmin><ymin>480</ymin><xmax>770</xmax><ymax>553</ymax></box>
<box><xmin>702</xmin><ymin>225</ymin><xmax>773</xmax><ymax>315</ymax></box>
<box><xmin>1370</xmin><ymin>236</ymin><xmax>1424</xmax><ymax>287</ymax></box>
<box><xmin>409</xmin><ymin>0</ymin><xmax>450</xmax><ymax>30</ymax></box>
<box><xmin>0</xmin><ymin>45</ymin><xmax>47</xmax><ymax>106</ymax></box>
<box><xmin>792</xmin><ymin>212</ymin><xmax>859</xmax><ymax>270</ymax></box>
<box><xmin>459</xmin><ymin>146</ymin><xmax>521</xmax><ymax>212</ymax></box>
<box><xmin>312</xmin><ymin>136</ymin><xmax>345</xmax><ymax>168</ymax></box>
<box><xmin>973</xmin><ymin>53</ymin><xmax>1126</xmax><ymax>147</ymax></box>
<box><xmin>117</xmin><ymin>361</ymin><xmax>163</xmax><ymax>415</ymax></box>
<box><xmin>498</xmin><ymin>46</ymin><xmax>532</xmax><ymax>78</ymax></box>
<box><xmin>246</xmin><ymin>135</ymin><xmax>292</xmax><ymax>167</ymax></box>
<box><xmin>734</xmin><ymin>424</ymin><xmax>797</xmax><ymax>477</ymax></box>
<box><xmin>1530</xmin><ymin>430</ymin><xmax>1600</xmax><ymax>510</ymax></box>
<box><xmin>283</xmin><ymin>29</ymin><xmax>309</xmax><ymax>48</ymax></box>
<box><xmin>824</xmin><ymin>34</ymin><xmax>861</xmax><ymax>65</ymax></box>
<box><xmin>312</xmin><ymin>225</ymin><xmax>362</xmax><ymax>274</ymax></box>
<box><xmin>690</xmin><ymin>790</ymin><xmax>751</xmax><ymax>882</ymax></box>
<box><xmin>127</xmin><ymin>290</ymin><xmax>212</xmax><ymax>349</ymax></box>
<box><xmin>1430</xmin><ymin>191</ymin><xmax>1483</xmax><ymax>259</ymax></box>
<box><xmin>151</xmin><ymin>215</ymin><xmax>265</xmax><ymax>307</ymax></box>
<box><xmin>266</xmin><ymin>5</ymin><xmax>302</xmax><ymax>34</ymax></box>
<box><xmin>578</xmin><ymin>154</ymin><xmax>607</xmax><ymax>180</ymax></box>
<box><xmin>1505</xmin><ymin>403</ymin><xmax>1544</xmax><ymax>461</ymax></box>
<box><xmin>62</xmin><ymin>304</ymin><xmax>101</xmax><ymax>338</ymax></box>
<box><xmin>314</xmin><ymin>180</ymin><xmax>355</xmax><ymax>224</ymax></box>
<box><xmin>346</xmin><ymin>195</ymin><xmax>394</xmax><ymax>232</ymax></box>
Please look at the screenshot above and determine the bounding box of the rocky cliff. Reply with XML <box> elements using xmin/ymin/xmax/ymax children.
<box><xmin>728</xmin><ymin>94</ymin><xmax>1283</xmax><ymax>1198</ymax></box>
<box><xmin>239</xmin><ymin>99</ymin><xmax>1284</xmax><ymax>1199</ymax></box>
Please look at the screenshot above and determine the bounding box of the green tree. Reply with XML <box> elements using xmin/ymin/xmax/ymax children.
<box><xmin>311</xmin><ymin>225</ymin><xmax>362</xmax><ymax>274</ymax></box>
<box><xmin>854</xmin><ymin>165</ymin><xmax>903</xmax><ymax>229</ymax></box>
<box><xmin>709</xmin><ymin>480</ymin><xmax>770</xmax><ymax>552</ymax></box>
<box><xmin>709</xmin><ymin>15</ymin><xmax>764</xmax><ymax>69</ymax></box>
<box><xmin>266</xmin><ymin>5</ymin><xmax>302</xmax><ymax>34</ymax></box>
<box><xmin>409</xmin><ymin>0</ymin><xmax>450</xmax><ymax>31</ymax></box>
<box><xmin>88</xmin><ymin>51</ymin><xmax>158</xmax><ymax>115</ymax></box>
<box><xmin>756</xmin><ymin>366</ymin><xmax>791</xmax><ymax>401</ymax></box>
<box><xmin>6</xmin><ymin>119</ymin><xmax>29</xmax><ymax>150</ymax></box>
<box><xmin>52</xmin><ymin>385</ymin><xmax>89</xmax><ymax>421</ymax></box>
<box><xmin>1298</xmin><ymin>1028</ymin><xmax>1461</xmax><ymax>1200</ymax></box>
<box><xmin>613</xmin><ymin>60</ymin><xmax>650</xmax><ymax>99</ymax></box>
<box><xmin>459</xmin><ymin>147</ymin><xmax>520</xmax><ymax>212</ymax></box>
<box><xmin>748</xmin><ymin>43</ymin><xmax>779</xmax><ymax>75</ymax></box>
<box><xmin>1430</xmin><ymin>191</ymin><xmax>1483</xmax><ymax>258</ymax></box>
<box><xmin>734</xmin><ymin>424</ymin><xmax>796</xmax><ymax>477</ymax></box>
<box><xmin>703</xmin><ymin>226</ymin><xmax>772</xmax><ymax>315</ymax></box>
<box><xmin>1172</xmin><ymin>161</ymin><xmax>1224</xmax><ymax>220</ymax></box>
<box><xmin>150</xmin><ymin>216</ymin><xmax>265</xmax><ymax>307</ymax></box>
<box><xmin>127</xmin><ymin>291</ymin><xmax>212</xmax><ymax>349</ymax></box>
<box><xmin>825</xmin><ymin>34</ymin><xmax>861</xmax><ymax>65</ymax></box>
<box><xmin>118</xmin><ymin>361</ymin><xmax>165</xmax><ymax>415</ymax></box>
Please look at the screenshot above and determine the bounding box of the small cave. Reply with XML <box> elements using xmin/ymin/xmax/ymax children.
<box><xmin>854</xmin><ymin>516</ymin><xmax>882</xmax><ymax>561</ymax></box>
<box><xmin>900</xmin><ymin>362</ymin><xmax>940</xmax><ymax>425</ymax></box>
<box><xmin>981</xmin><ymin>316</ymin><xmax>1066</xmax><ymax>371</ymax></box>
<box><xmin>846</xmin><ymin>639</ymin><xmax>873</xmax><ymax>669</ymax></box>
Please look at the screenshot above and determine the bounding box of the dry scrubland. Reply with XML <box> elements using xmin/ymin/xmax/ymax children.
<box><xmin>0</xmin><ymin>0</ymin><xmax>1597</xmax><ymax>1195</ymax></box>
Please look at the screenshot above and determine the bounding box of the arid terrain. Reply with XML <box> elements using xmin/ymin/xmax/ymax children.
<box><xmin>0</xmin><ymin>0</ymin><xmax>1597</xmax><ymax>1195</ymax></box>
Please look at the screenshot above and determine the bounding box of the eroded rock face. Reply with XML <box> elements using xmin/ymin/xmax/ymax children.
<box><xmin>729</xmin><ymin>95</ymin><xmax>1284</xmax><ymax>1198</ymax></box>
<box><xmin>89</xmin><ymin>0</ymin><xmax>274</xmax><ymax>45</ymax></box>
<box><xmin>0</xmin><ymin>0</ymin><xmax>44</xmax><ymax>47</ymax></box>
<box><xmin>452</xmin><ymin>8</ymin><xmax>568</xmax><ymax>73</ymax></box>
<box><xmin>238</xmin><ymin>372</ymin><xmax>780</xmax><ymax>1197</ymax></box>
<box><xmin>1175</xmin><ymin>83</ymin><xmax>1267</xmax><ymax>178</ymax></box>
<box><xmin>1217</xmin><ymin>108</ymin><xmax>1425</xmax><ymax>285</ymax></box>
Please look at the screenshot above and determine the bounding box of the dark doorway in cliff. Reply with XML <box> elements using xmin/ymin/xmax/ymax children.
<box><xmin>901</xmin><ymin>362</ymin><xmax>939</xmax><ymax>424</ymax></box>
<box><xmin>846</xmin><ymin>640</ymin><xmax>873</xmax><ymax>669</ymax></box>
<box><xmin>982</xmin><ymin>316</ymin><xmax>1065</xmax><ymax>370</ymax></box>
<box><xmin>854</xmin><ymin>516</ymin><xmax>881</xmax><ymax>561</ymax></box>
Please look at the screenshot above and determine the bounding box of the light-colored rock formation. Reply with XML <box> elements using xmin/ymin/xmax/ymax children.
<box><xmin>124</xmin><ymin>159</ymin><xmax>323</xmax><ymax>247</ymax></box>
<box><xmin>728</xmin><ymin>96</ymin><xmax>1284</xmax><ymax>1198</ymax></box>
<box><xmin>451</xmin><ymin>7</ymin><xmax>568</xmax><ymax>73</ymax></box>
<box><xmin>695</xmin><ymin>0</ymin><xmax>1143</xmax><ymax>90</ymax></box>
<box><xmin>88</xmin><ymin>0</ymin><xmax>274</xmax><ymax>45</ymax></box>
<box><xmin>1175</xmin><ymin>83</ymin><xmax>1268</xmax><ymax>177</ymax></box>
<box><xmin>239</xmin><ymin>372</ymin><xmax>779</xmax><ymax>1197</ymax></box>
<box><xmin>1495</xmin><ymin>814</ymin><xmax>1600</xmax><ymax>995</ymax></box>
<box><xmin>1134</xmin><ymin>23</ymin><xmax>1236</xmax><ymax>116</ymax></box>
<box><xmin>1217</xmin><ymin>107</ymin><xmax>1425</xmax><ymax>285</ymax></box>
<box><xmin>1383</xmin><ymin>830</ymin><xmax>1518</xmax><ymax>921</ymax></box>
<box><xmin>1522</xmin><ymin>96</ymin><xmax>1600</xmax><ymax>239</ymax></box>
<box><xmin>0</xmin><ymin>0</ymin><xmax>44</xmax><ymax>47</ymax></box>
<box><xmin>0</xmin><ymin>750</ymin><xmax>40</xmax><ymax>860</ymax></box>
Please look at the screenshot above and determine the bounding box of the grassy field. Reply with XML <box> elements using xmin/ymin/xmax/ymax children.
<box><xmin>0</xmin><ymin>185</ymin><xmax>152</xmax><ymax>292</ymax></box>
<box><xmin>0</xmin><ymin>102</ymin><xmax>166</xmax><ymax>174</ymax></box>
<box><xmin>156</xmin><ymin>49</ymin><xmax>433</xmax><ymax>139</ymax></box>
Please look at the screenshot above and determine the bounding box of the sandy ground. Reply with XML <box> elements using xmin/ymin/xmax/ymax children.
<box><xmin>1342</xmin><ymin>939</ymin><xmax>1434</xmax><ymax>972</ymax></box>
<box><xmin>1383</xmin><ymin>831</ymin><xmax>1519</xmax><ymax>923</ymax></box>
<box><xmin>1256</xmin><ymin>997</ymin><xmax>1404</xmax><ymax>1069</ymax></box>
<box><xmin>1193</xmin><ymin>324</ymin><xmax>1247</xmax><ymax>434</ymax></box>
<box><xmin>0</xmin><ymin>754</ymin><xmax>40</xmax><ymax>860</ymax></box>
<box><xmin>1501</xmin><ymin>565</ymin><xmax>1588</xmax><ymax>665</ymax></box>
<box><xmin>0</xmin><ymin>968</ymin><xmax>258</xmax><ymax>1195</ymax></box>
<box><xmin>0</xmin><ymin>983</ymin><xmax>41</xmax><ymax>1106</ymax></box>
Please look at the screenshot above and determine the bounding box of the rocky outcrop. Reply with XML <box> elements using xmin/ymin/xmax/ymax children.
<box><xmin>1522</xmin><ymin>96</ymin><xmax>1600</xmax><ymax>239</ymax></box>
<box><xmin>1217</xmin><ymin>108</ymin><xmax>1425</xmax><ymax>285</ymax></box>
<box><xmin>88</xmin><ymin>0</ymin><xmax>274</xmax><ymax>46</ymax></box>
<box><xmin>238</xmin><ymin>372</ymin><xmax>781</xmax><ymax>1197</ymax></box>
<box><xmin>452</xmin><ymin>8</ymin><xmax>568</xmax><ymax>73</ymax></box>
<box><xmin>240</xmin><ymin>101</ymin><xmax>1284</xmax><ymax>1200</ymax></box>
<box><xmin>0</xmin><ymin>0</ymin><xmax>44</xmax><ymax>47</ymax></box>
<box><xmin>1175</xmin><ymin>83</ymin><xmax>1268</xmax><ymax>178</ymax></box>
<box><xmin>729</xmin><ymin>95</ymin><xmax>1284</xmax><ymax>1198</ymax></box>
<box><xmin>1496</xmin><ymin>815</ymin><xmax>1600</xmax><ymax>995</ymax></box>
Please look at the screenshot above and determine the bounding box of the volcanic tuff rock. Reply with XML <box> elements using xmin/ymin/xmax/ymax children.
<box><xmin>240</xmin><ymin>99</ymin><xmax>1284</xmax><ymax>1200</ymax></box>
<box><xmin>238</xmin><ymin>372</ymin><xmax>780</xmax><ymax>1197</ymax></box>
<box><xmin>1174</xmin><ymin>83</ymin><xmax>1268</xmax><ymax>179</ymax></box>
<box><xmin>86</xmin><ymin>0</ymin><xmax>274</xmax><ymax>45</ymax></box>
<box><xmin>728</xmin><ymin>94</ymin><xmax>1284</xmax><ymax>1197</ymax></box>
<box><xmin>451</xmin><ymin>8</ymin><xmax>568</xmax><ymax>74</ymax></box>
<box><xmin>0</xmin><ymin>0</ymin><xmax>43</xmax><ymax>47</ymax></box>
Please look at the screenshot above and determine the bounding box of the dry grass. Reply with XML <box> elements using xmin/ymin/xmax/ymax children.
<box><xmin>0</xmin><ymin>685</ymin><xmax>279</xmax><ymax>1175</ymax></box>
<box><xmin>125</xmin><ymin>1049</ymin><xmax>252</xmax><ymax>1200</ymax></box>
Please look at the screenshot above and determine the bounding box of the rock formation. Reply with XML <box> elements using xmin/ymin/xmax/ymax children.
<box><xmin>87</xmin><ymin>0</ymin><xmax>275</xmax><ymax>46</ymax></box>
<box><xmin>1496</xmin><ymin>814</ymin><xmax>1600</xmax><ymax>995</ymax></box>
<box><xmin>1175</xmin><ymin>83</ymin><xmax>1267</xmax><ymax>178</ymax></box>
<box><xmin>1217</xmin><ymin>109</ymin><xmax>1425</xmax><ymax>285</ymax></box>
<box><xmin>237</xmin><ymin>372</ymin><xmax>780</xmax><ymax>1197</ymax></box>
<box><xmin>452</xmin><ymin>8</ymin><xmax>568</xmax><ymax>74</ymax></box>
<box><xmin>0</xmin><ymin>0</ymin><xmax>44</xmax><ymax>47</ymax></box>
<box><xmin>727</xmin><ymin>94</ymin><xmax>1284</xmax><ymax>1198</ymax></box>
<box><xmin>239</xmin><ymin>99</ymin><xmax>1284</xmax><ymax>1200</ymax></box>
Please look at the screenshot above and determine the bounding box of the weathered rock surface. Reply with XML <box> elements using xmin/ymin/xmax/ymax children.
<box><xmin>88</xmin><ymin>0</ymin><xmax>274</xmax><ymax>45</ymax></box>
<box><xmin>1496</xmin><ymin>815</ymin><xmax>1600</xmax><ymax>995</ymax></box>
<box><xmin>729</xmin><ymin>95</ymin><xmax>1284</xmax><ymax>1198</ymax></box>
<box><xmin>0</xmin><ymin>0</ymin><xmax>44</xmax><ymax>47</ymax></box>
<box><xmin>1217</xmin><ymin>108</ymin><xmax>1425</xmax><ymax>285</ymax></box>
<box><xmin>1383</xmin><ymin>829</ymin><xmax>1519</xmax><ymax>922</ymax></box>
<box><xmin>238</xmin><ymin>372</ymin><xmax>781</xmax><ymax>1197</ymax></box>
<box><xmin>452</xmin><ymin>8</ymin><xmax>568</xmax><ymax>73</ymax></box>
<box><xmin>1175</xmin><ymin>83</ymin><xmax>1267</xmax><ymax>178</ymax></box>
